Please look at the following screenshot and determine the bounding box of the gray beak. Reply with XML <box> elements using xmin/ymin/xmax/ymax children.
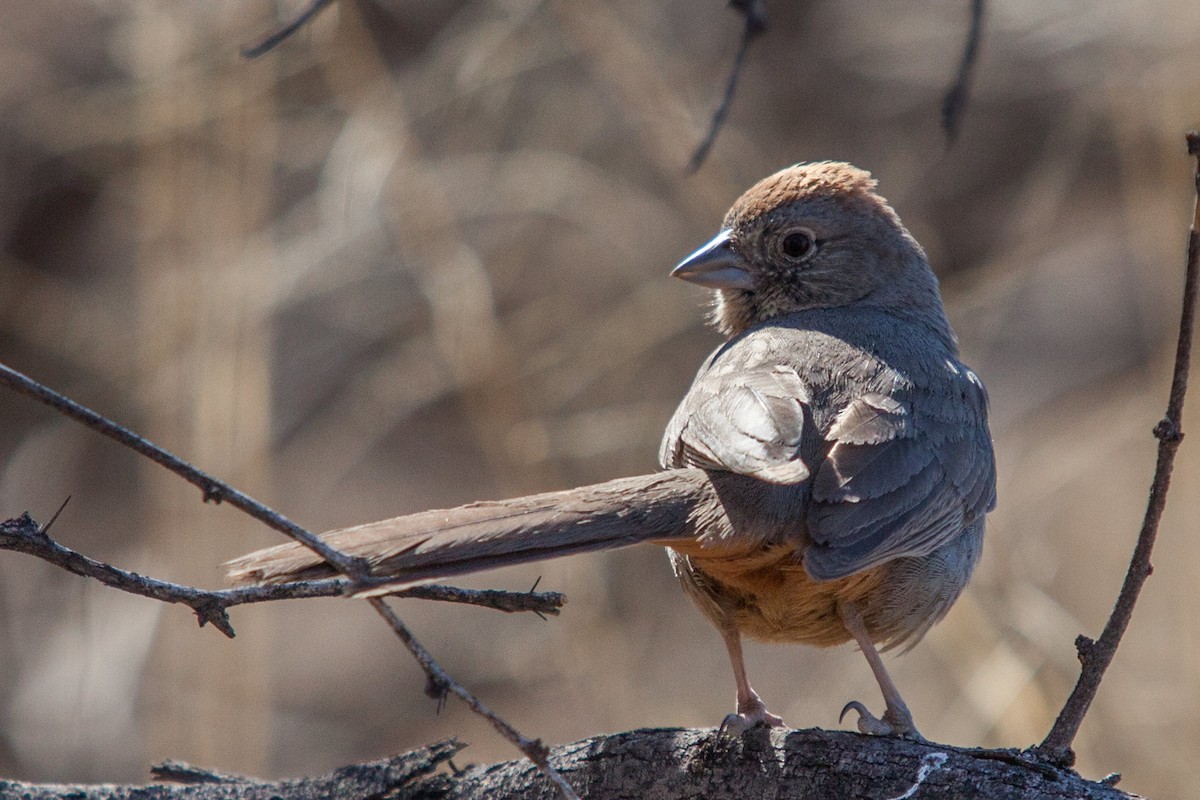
<box><xmin>671</xmin><ymin>230</ymin><xmax>755</xmax><ymax>290</ymax></box>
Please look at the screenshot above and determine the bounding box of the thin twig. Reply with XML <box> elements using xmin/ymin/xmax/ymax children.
<box><xmin>374</xmin><ymin>582</ymin><xmax>564</xmax><ymax>615</ymax></box>
<box><xmin>0</xmin><ymin>361</ymin><xmax>575</xmax><ymax>791</ymax></box>
<box><xmin>150</xmin><ymin>761</ymin><xmax>259</xmax><ymax>785</ymax></box>
<box><xmin>941</xmin><ymin>0</ymin><xmax>985</xmax><ymax>142</ymax></box>
<box><xmin>0</xmin><ymin>361</ymin><xmax>371</xmax><ymax>581</ymax></box>
<box><xmin>242</xmin><ymin>0</ymin><xmax>337</xmax><ymax>58</ymax></box>
<box><xmin>687</xmin><ymin>0</ymin><xmax>767</xmax><ymax>174</ymax></box>
<box><xmin>1037</xmin><ymin>132</ymin><xmax>1200</xmax><ymax>760</ymax></box>
<box><xmin>0</xmin><ymin>513</ymin><xmax>564</xmax><ymax>637</ymax></box>
<box><xmin>2</xmin><ymin>512</ymin><xmax>234</xmax><ymax>636</ymax></box>
<box><xmin>368</xmin><ymin>598</ymin><xmax>582</xmax><ymax>800</ymax></box>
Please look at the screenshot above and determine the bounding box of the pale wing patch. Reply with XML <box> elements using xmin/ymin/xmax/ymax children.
<box><xmin>826</xmin><ymin>392</ymin><xmax>910</xmax><ymax>444</ymax></box>
<box><xmin>661</xmin><ymin>365</ymin><xmax>812</xmax><ymax>485</ymax></box>
<box><xmin>805</xmin><ymin>371</ymin><xmax>996</xmax><ymax>581</ymax></box>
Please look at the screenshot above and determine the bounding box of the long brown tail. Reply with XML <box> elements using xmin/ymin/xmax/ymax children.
<box><xmin>225</xmin><ymin>468</ymin><xmax>714</xmax><ymax>588</ymax></box>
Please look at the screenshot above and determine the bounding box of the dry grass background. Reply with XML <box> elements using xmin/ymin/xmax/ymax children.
<box><xmin>0</xmin><ymin>0</ymin><xmax>1197</xmax><ymax>796</ymax></box>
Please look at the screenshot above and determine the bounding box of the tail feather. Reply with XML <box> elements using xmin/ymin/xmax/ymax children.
<box><xmin>225</xmin><ymin>469</ymin><xmax>712</xmax><ymax>587</ymax></box>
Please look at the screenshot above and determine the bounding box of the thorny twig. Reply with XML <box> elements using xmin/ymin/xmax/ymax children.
<box><xmin>0</xmin><ymin>362</ymin><xmax>579</xmax><ymax>798</ymax></box>
<box><xmin>242</xmin><ymin>0</ymin><xmax>337</xmax><ymax>58</ymax></box>
<box><xmin>0</xmin><ymin>361</ymin><xmax>371</xmax><ymax>581</ymax></box>
<box><xmin>688</xmin><ymin>0</ymin><xmax>766</xmax><ymax>173</ymax></box>
<box><xmin>1036</xmin><ymin>132</ymin><xmax>1200</xmax><ymax>760</ymax></box>
<box><xmin>0</xmin><ymin>513</ymin><xmax>564</xmax><ymax>637</ymax></box>
<box><xmin>941</xmin><ymin>0</ymin><xmax>985</xmax><ymax>142</ymax></box>
<box><xmin>369</xmin><ymin>598</ymin><xmax>582</xmax><ymax>800</ymax></box>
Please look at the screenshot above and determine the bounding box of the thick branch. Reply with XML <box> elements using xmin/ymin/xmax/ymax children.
<box><xmin>0</xmin><ymin>739</ymin><xmax>462</xmax><ymax>800</ymax></box>
<box><xmin>1038</xmin><ymin>132</ymin><xmax>1200</xmax><ymax>758</ymax></box>
<box><xmin>0</xmin><ymin>730</ymin><xmax>1140</xmax><ymax>800</ymax></box>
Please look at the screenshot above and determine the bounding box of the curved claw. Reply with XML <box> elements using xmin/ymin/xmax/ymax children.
<box><xmin>839</xmin><ymin>700</ymin><xmax>866</xmax><ymax>724</ymax></box>
<box><xmin>840</xmin><ymin>700</ymin><xmax>894</xmax><ymax>736</ymax></box>
<box><xmin>839</xmin><ymin>700</ymin><xmax>924</xmax><ymax>740</ymax></box>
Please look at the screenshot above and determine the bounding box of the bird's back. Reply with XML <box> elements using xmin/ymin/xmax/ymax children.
<box><xmin>660</xmin><ymin>306</ymin><xmax>995</xmax><ymax>649</ymax></box>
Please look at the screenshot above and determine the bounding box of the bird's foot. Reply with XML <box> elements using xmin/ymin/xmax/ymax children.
<box><xmin>719</xmin><ymin>701</ymin><xmax>786</xmax><ymax>736</ymax></box>
<box><xmin>839</xmin><ymin>700</ymin><xmax>925</xmax><ymax>740</ymax></box>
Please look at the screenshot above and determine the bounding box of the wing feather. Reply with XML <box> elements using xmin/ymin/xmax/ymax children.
<box><xmin>661</xmin><ymin>323</ymin><xmax>996</xmax><ymax>581</ymax></box>
<box><xmin>661</xmin><ymin>365</ymin><xmax>811</xmax><ymax>485</ymax></box>
<box><xmin>806</xmin><ymin>367</ymin><xmax>995</xmax><ymax>580</ymax></box>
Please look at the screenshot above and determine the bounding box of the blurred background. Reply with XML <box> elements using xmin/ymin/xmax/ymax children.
<box><xmin>0</xmin><ymin>0</ymin><xmax>1197</xmax><ymax>796</ymax></box>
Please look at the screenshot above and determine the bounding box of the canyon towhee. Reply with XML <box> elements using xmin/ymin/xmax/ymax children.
<box><xmin>228</xmin><ymin>162</ymin><xmax>996</xmax><ymax>738</ymax></box>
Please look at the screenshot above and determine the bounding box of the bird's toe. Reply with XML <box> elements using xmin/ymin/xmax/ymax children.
<box><xmin>839</xmin><ymin>700</ymin><xmax>924</xmax><ymax>740</ymax></box>
<box><xmin>719</xmin><ymin>706</ymin><xmax>786</xmax><ymax>736</ymax></box>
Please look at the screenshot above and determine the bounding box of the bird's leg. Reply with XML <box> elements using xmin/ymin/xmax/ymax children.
<box><xmin>837</xmin><ymin>601</ymin><xmax>924</xmax><ymax>740</ymax></box>
<box><xmin>718</xmin><ymin>624</ymin><xmax>786</xmax><ymax>735</ymax></box>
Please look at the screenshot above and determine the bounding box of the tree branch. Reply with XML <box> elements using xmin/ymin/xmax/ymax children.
<box><xmin>427</xmin><ymin>729</ymin><xmax>1137</xmax><ymax>799</ymax></box>
<box><xmin>0</xmin><ymin>740</ymin><xmax>463</xmax><ymax>800</ymax></box>
<box><xmin>0</xmin><ymin>512</ymin><xmax>564</xmax><ymax>637</ymax></box>
<box><xmin>0</xmin><ymin>730</ymin><xmax>1141</xmax><ymax>800</ymax></box>
<box><xmin>0</xmin><ymin>361</ymin><xmax>576</xmax><ymax>796</ymax></box>
<box><xmin>1037</xmin><ymin>132</ymin><xmax>1200</xmax><ymax>759</ymax></box>
<box><xmin>242</xmin><ymin>0</ymin><xmax>337</xmax><ymax>58</ymax></box>
<box><xmin>368</xmin><ymin>599</ymin><xmax>581</xmax><ymax>800</ymax></box>
<box><xmin>941</xmin><ymin>0</ymin><xmax>985</xmax><ymax>142</ymax></box>
<box><xmin>687</xmin><ymin>0</ymin><xmax>766</xmax><ymax>173</ymax></box>
<box><xmin>0</xmin><ymin>361</ymin><xmax>371</xmax><ymax>581</ymax></box>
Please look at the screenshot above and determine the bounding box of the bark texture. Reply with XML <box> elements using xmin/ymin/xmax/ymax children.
<box><xmin>0</xmin><ymin>729</ymin><xmax>1141</xmax><ymax>800</ymax></box>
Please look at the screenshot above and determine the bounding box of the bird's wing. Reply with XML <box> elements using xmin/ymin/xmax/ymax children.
<box><xmin>803</xmin><ymin>367</ymin><xmax>996</xmax><ymax>580</ymax></box>
<box><xmin>660</xmin><ymin>364</ymin><xmax>812</xmax><ymax>484</ymax></box>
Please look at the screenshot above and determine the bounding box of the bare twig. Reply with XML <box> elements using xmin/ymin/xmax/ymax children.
<box><xmin>0</xmin><ymin>513</ymin><xmax>564</xmax><ymax>637</ymax></box>
<box><xmin>242</xmin><ymin>0</ymin><xmax>337</xmax><ymax>58</ymax></box>
<box><xmin>0</xmin><ymin>361</ymin><xmax>371</xmax><ymax>581</ymax></box>
<box><xmin>0</xmin><ymin>361</ymin><xmax>574</xmax><ymax>792</ymax></box>
<box><xmin>1037</xmin><ymin>132</ymin><xmax>1200</xmax><ymax>760</ymax></box>
<box><xmin>150</xmin><ymin>761</ymin><xmax>259</xmax><ymax>785</ymax></box>
<box><xmin>374</xmin><ymin>581</ymin><xmax>564</xmax><ymax>615</ymax></box>
<box><xmin>688</xmin><ymin>0</ymin><xmax>767</xmax><ymax>173</ymax></box>
<box><xmin>2</xmin><ymin>512</ymin><xmax>236</xmax><ymax>636</ymax></box>
<box><xmin>368</xmin><ymin>598</ymin><xmax>582</xmax><ymax>800</ymax></box>
<box><xmin>941</xmin><ymin>0</ymin><xmax>985</xmax><ymax>142</ymax></box>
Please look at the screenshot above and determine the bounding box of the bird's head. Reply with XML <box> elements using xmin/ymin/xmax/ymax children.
<box><xmin>674</xmin><ymin>162</ymin><xmax>949</xmax><ymax>340</ymax></box>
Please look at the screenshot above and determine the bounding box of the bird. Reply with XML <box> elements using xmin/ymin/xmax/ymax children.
<box><xmin>226</xmin><ymin>161</ymin><xmax>996</xmax><ymax>739</ymax></box>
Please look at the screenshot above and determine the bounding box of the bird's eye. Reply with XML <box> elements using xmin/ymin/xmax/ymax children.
<box><xmin>780</xmin><ymin>230</ymin><xmax>815</xmax><ymax>260</ymax></box>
